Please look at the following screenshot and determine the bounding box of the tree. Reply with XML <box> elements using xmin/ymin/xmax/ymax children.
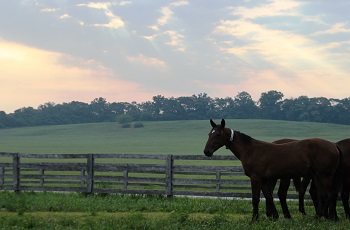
<box><xmin>124</xmin><ymin>102</ymin><xmax>141</xmax><ymax>121</ymax></box>
<box><xmin>232</xmin><ymin>91</ymin><xmax>258</xmax><ymax>118</ymax></box>
<box><xmin>213</xmin><ymin>97</ymin><xmax>234</xmax><ymax>119</ymax></box>
<box><xmin>188</xmin><ymin>93</ymin><xmax>213</xmax><ymax>120</ymax></box>
<box><xmin>90</xmin><ymin>97</ymin><xmax>111</xmax><ymax>122</ymax></box>
<box><xmin>116</xmin><ymin>114</ymin><xmax>133</xmax><ymax>124</ymax></box>
<box><xmin>12</xmin><ymin>107</ymin><xmax>39</xmax><ymax>126</ymax></box>
<box><xmin>259</xmin><ymin>90</ymin><xmax>284</xmax><ymax>119</ymax></box>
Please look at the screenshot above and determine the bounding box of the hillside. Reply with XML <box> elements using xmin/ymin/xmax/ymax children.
<box><xmin>0</xmin><ymin>119</ymin><xmax>349</xmax><ymax>154</ymax></box>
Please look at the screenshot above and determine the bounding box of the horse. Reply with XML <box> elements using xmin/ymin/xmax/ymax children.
<box><xmin>273</xmin><ymin>137</ymin><xmax>316</xmax><ymax>218</ymax></box>
<box><xmin>272</xmin><ymin>139</ymin><xmax>314</xmax><ymax>218</ymax></box>
<box><xmin>288</xmin><ymin>138</ymin><xmax>350</xmax><ymax>219</ymax></box>
<box><xmin>336</xmin><ymin>138</ymin><xmax>350</xmax><ymax>219</ymax></box>
<box><xmin>203</xmin><ymin>119</ymin><xmax>341</xmax><ymax>221</ymax></box>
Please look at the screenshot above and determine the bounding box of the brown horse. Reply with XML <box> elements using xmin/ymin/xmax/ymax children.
<box><xmin>303</xmin><ymin>138</ymin><xmax>350</xmax><ymax>219</ymax></box>
<box><xmin>272</xmin><ymin>139</ymin><xmax>314</xmax><ymax>217</ymax></box>
<box><xmin>336</xmin><ymin>138</ymin><xmax>350</xmax><ymax>219</ymax></box>
<box><xmin>289</xmin><ymin>138</ymin><xmax>350</xmax><ymax>219</ymax></box>
<box><xmin>203</xmin><ymin>119</ymin><xmax>341</xmax><ymax>221</ymax></box>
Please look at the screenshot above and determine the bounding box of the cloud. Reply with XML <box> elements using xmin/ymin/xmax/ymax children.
<box><xmin>2</xmin><ymin>0</ymin><xmax>350</xmax><ymax>113</ymax></box>
<box><xmin>41</xmin><ymin>8</ymin><xmax>57</xmax><ymax>13</ymax></box>
<box><xmin>170</xmin><ymin>1</ymin><xmax>189</xmax><ymax>7</ymax></box>
<box><xmin>127</xmin><ymin>54</ymin><xmax>168</xmax><ymax>70</ymax></box>
<box><xmin>0</xmin><ymin>40</ymin><xmax>147</xmax><ymax>112</ymax></box>
<box><xmin>92</xmin><ymin>17</ymin><xmax>124</xmax><ymax>29</ymax></box>
<box><xmin>313</xmin><ymin>22</ymin><xmax>350</xmax><ymax>35</ymax></box>
<box><xmin>230</xmin><ymin>0</ymin><xmax>302</xmax><ymax>19</ymax></box>
<box><xmin>212</xmin><ymin>1</ymin><xmax>350</xmax><ymax>73</ymax></box>
<box><xmin>157</xmin><ymin>6</ymin><xmax>173</xmax><ymax>28</ymax></box>
<box><xmin>77</xmin><ymin>2</ymin><xmax>125</xmax><ymax>29</ymax></box>
<box><xmin>198</xmin><ymin>67</ymin><xmax>350</xmax><ymax>102</ymax></box>
<box><xmin>213</xmin><ymin>19</ymin><xmax>317</xmax><ymax>69</ymax></box>
<box><xmin>146</xmin><ymin>1</ymin><xmax>189</xmax><ymax>51</ymax></box>
<box><xmin>60</xmin><ymin>14</ymin><xmax>71</xmax><ymax>19</ymax></box>
<box><xmin>163</xmin><ymin>30</ymin><xmax>186</xmax><ymax>51</ymax></box>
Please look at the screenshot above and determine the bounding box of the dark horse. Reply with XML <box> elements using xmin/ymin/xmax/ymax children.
<box><xmin>336</xmin><ymin>138</ymin><xmax>350</xmax><ymax>219</ymax></box>
<box><xmin>272</xmin><ymin>139</ymin><xmax>314</xmax><ymax>218</ymax></box>
<box><xmin>203</xmin><ymin>119</ymin><xmax>341</xmax><ymax>221</ymax></box>
<box><xmin>297</xmin><ymin>138</ymin><xmax>350</xmax><ymax>219</ymax></box>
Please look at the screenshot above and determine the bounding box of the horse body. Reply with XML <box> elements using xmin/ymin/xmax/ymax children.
<box><xmin>204</xmin><ymin>119</ymin><xmax>340</xmax><ymax>221</ymax></box>
<box><xmin>335</xmin><ymin>138</ymin><xmax>350</xmax><ymax>219</ymax></box>
<box><xmin>292</xmin><ymin>138</ymin><xmax>350</xmax><ymax>219</ymax></box>
<box><xmin>239</xmin><ymin>139</ymin><xmax>315</xmax><ymax>180</ymax></box>
<box><xmin>272</xmin><ymin>138</ymin><xmax>312</xmax><ymax>217</ymax></box>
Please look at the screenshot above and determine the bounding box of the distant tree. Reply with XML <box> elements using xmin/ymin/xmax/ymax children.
<box><xmin>12</xmin><ymin>107</ymin><xmax>39</xmax><ymax>126</ymax></box>
<box><xmin>3</xmin><ymin>91</ymin><xmax>350</xmax><ymax>128</ymax></box>
<box><xmin>90</xmin><ymin>97</ymin><xmax>111</xmax><ymax>122</ymax></box>
<box><xmin>109</xmin><ymin>102</ymin><xmax>127</xmax><ymax>117</ymax></box>
<box><xmin>232</xmin><ymin>91</ymin><xmax>258</xmax><ymax>118</ymax></box>
<box><xmin>258</xmin><ymin>90</ymin><xmax>284</xmax><ymax>119</ymax></box>
<box><xmin>308</xmin><ymin>97</ymin><xmax>331</xmax><ymax>122</ymax></box>
<box><xmin>187</xmin><ymin>93</ymin><xmax>213</xmax><ymax>120</ymax></box>
<box><xmin>124</xmin><ymin>102</ymin><xmax>141</xmax><ymax>121</ymax></box>
<box><xmin>116</xmin><ymin>114</ymin><xmax>133</xmax><ymax>125</ymax></box>
<box><xmin>212</xmin><ymin>97</ymin><xmax>234</xmax><ymax>119</ymax></box>
<box><xmin>331</xmin><ymin>98</ymin><xmax>350</xmax><ymax>124</ymax></box>
<box><xmin>0</xmin><ymin>111</ymin><xmax>7</xmax><ymax>128</ymax></box>
<box><xmin>139</xmin><ymin>101</ymin><xmax>156</xmax><ymax>121</ymax></box>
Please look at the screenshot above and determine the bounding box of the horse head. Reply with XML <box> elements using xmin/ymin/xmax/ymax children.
<box><xmin>203</xmin><ymin>119</ymin><xmax>229</xmax><ymax>157</ymax></box>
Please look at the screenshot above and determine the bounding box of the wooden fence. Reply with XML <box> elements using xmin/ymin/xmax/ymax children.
<box><xmin>0</xmin><ymin>152</ymin><xmax>302</xmax><ymax>199</ymax></box>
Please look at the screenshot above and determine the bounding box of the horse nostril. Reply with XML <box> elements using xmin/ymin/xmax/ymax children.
<box><xmin>204</xmin><ymin>149</ymin><xmax>213</xmax><ymax>157</ymax></box>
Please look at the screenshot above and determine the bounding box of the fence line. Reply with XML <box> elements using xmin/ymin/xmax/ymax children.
<box><xmin>0</xmin><ymin>152</ymin><xmax>303</xmax><ymax>199</ymax></box>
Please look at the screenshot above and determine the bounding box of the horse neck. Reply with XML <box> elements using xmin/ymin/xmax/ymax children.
<box><xmin>226</xmin><ymin>130</ymin><xmax>255</xmax><ymax>160</ymax></box>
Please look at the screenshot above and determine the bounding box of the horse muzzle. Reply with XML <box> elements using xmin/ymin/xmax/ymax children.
<box><xmin>204</xmin><ymin>149</ymin><xmax>214</xmax><ymax>157</ymax></box>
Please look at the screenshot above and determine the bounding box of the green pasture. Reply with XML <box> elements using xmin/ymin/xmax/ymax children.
<box><xmin>0</xmin><ymin>191</ymin><xmax>349</xmax><ymax>229</ymax></box>
<box><xmin>1</xmin><ymin>120</ymin><xmax>350</xmax><ymax>228</ymax></box>
<box><xmin>0</xmin><ymin>119</ymin><xmax>350</xmax><ymax>155</ymax></box>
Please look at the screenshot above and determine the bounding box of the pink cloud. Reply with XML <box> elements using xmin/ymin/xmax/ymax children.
<box><xmin>0</xmin><ymin>41</ymin><xmax>155</xmax><ymax>113</ymax></box>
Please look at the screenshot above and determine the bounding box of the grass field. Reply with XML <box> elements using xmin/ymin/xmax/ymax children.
<box><xmin>0</xmin><ymin>119</ymin><xmax>350</xmax><ymax>155</ymax></box>
<box><xmin>0</xmin><ymin>191</ymin><xmax>349</xmax><ymax>229</ymax></box>
<box><xmin>1</xmin><ymin>119</ymin><xmax>350</xmax><ymax>229</ymax></box>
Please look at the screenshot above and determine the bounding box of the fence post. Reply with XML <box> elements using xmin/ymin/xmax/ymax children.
<box><xmin>165</xmin><ymin>154</ymin><xmax>174</xmax><ymax>199</ymax></box>
<box><xmin>87</xmin><ymin>154</ymin><xmax>94</xmax><ymax>194</ymax></box>
<box><xmin>12</xmin><ymin>153</ymin><xmax>20</xmax><ymax>192</ymax></box>
<box><xmin>40</xmin><ymin>169</ymin><xmax>45</xmax><ymax>187</ymax></box>
<box><xmin>80</xmin><ymin>169</ymin><xmax>86</xmax><ymax>187</ymax></box>
<box><xmin>0</xmin><ymin>167</ymin><xmax>4</xmax><ymax>187</ymax></box>
<box><xmin>216</xmin><ymin>171</ymin><xmax>221</xmax><ymax>192</ymax></box>
<box><xmin>123</xmin><ymin>169</ymin><xmax>128</xmax><ymax>190</ymax></box>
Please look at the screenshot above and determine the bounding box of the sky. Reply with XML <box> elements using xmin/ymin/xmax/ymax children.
<box><xmin>1</xmin><ymin>0</ymin><xmax>350</xmax><ymax>113</ymax></box>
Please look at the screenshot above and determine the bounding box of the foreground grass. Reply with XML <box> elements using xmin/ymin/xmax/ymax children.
<box><xmin>0</xmin><ymin>191</ymin><xmax>349</xmax><ymax>229</ymax></box>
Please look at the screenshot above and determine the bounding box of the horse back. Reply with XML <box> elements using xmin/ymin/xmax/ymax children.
<box><xmin>270</xmin><ymin>138</ymin><xmax>338</xmax><ymax>176</ymax></box>
<box><xmin>297</xmin><ymin>138</ymin><xmax>340</xmax><ymax>175</ymax></box>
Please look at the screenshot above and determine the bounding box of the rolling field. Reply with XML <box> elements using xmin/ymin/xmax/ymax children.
<box><xmin>1</xmin><ymin>119</ymin><xmax>350</xmax><ymax>229</ymax></box>
<box><xmin>0</xmin><ymin>119</ymin><xmax>350</xmax><ymax>155</ymax></box>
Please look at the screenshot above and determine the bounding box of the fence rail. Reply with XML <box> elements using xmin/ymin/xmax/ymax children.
<box><xmin>0</xmin><ymin>152</ymin><xmax>303</xmax><ymax>199</ymax></box>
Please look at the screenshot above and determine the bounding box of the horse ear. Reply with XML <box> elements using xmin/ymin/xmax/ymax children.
<box><xmin>221</xmin><ymin>119</ymin><xmax>225</xmax><ymax>128</ymax></box>
<box><xmin>210</xmin><ymin>119</ymin><xmax>216</xmax><ymax>128</ymax></box>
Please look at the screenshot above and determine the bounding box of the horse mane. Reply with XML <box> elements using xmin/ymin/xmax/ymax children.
<box><xmin>236</xmin><ymin>131</ymin><xmax>254</xmax><ymax>144</ymax></box>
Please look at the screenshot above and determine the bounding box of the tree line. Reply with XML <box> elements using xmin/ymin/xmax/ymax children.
<box><xmin>1</xmin><ymin>90</ymin><xmax>350</xmax><ymax>128</ymax></box>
